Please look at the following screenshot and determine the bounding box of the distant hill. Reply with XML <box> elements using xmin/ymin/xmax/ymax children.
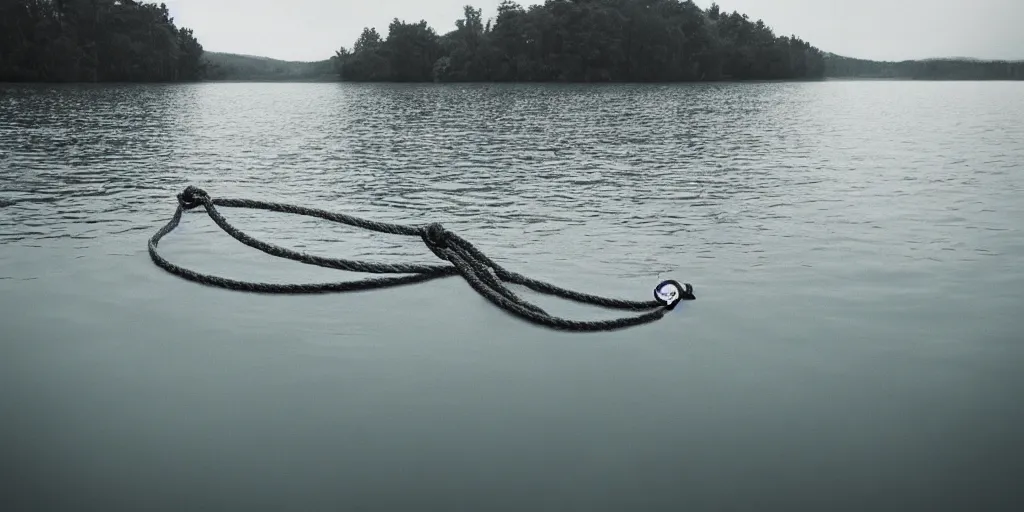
<box><xmin>824</xmin><ymin>53</ymin><xmax>1024</xmax><ymax>80</ymax></box>
<box><xmin>200</xmin><ymin>50</ymin><xmax>1023</xmax><ymax>82</ymax></box>
<box><xmin>202</xmin><ymin>52</ymin><xmax>338</xmax><ymax>81</ymax></box>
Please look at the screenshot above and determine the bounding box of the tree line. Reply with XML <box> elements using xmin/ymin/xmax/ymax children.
<box><xmin>3</xmin><ymin>0</ymin><xmax>1018</xmax><ymax>83</ymax></box>
<box><xmin>825</xmin><ymin>55</ymin><xmax>1024</xmax><ymax>80</ymax></box>
<box><xmin>0</xmin><ymin>0</ymin><xmax>205</xmax><ymax>82</ymax></box>
<box><xmin>333</xmin><ymin>0</ymin><xmax>827</xmax><ymax>82</ymax></box>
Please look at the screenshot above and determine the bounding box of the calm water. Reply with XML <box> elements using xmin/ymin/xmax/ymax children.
<box><xmin>1</xmin><ymin>81</ymin><xmax>1023</xmax><ymax>511</ymax></box>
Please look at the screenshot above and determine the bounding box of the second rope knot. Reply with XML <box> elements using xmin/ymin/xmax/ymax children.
<box><xmin>421</xmin><ymin>222</ymin><xmax>452</xmax><ymax>261</ymax></box>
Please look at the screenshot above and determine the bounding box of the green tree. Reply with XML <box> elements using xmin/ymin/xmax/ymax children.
<box><xmin>335</xmin><ymin>0</ymin><xmax>830</xmax><ymax>83</ymax></box>
<box><xmin>0</xmin><ymin>0</ymin><xmax>206</xmax><ymax>82</ymax></box>
<box><xmin>382</xmin><ymin>19</ymin><xmax>443</xmax><ymax>82</ymax></box>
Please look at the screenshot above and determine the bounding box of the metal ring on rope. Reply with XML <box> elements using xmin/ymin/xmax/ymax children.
<box><xmin>148</xmin><ymin>186</ymin><xmax>696</xmax><ymax>332</ymax></box>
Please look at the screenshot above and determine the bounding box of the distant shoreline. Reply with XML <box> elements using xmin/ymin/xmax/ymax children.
<box><xmin>194</xmin><ymin>51</ymin><xmax>1024</xmax><ymax>83</ymax></box>
<box><xmin>4</xmin><ymin>77</ymin><xmax>1022</xmax><ymax>86</ymax></box>
<box><xmin>195</xmin><ymin>50</ymin><xmax>1022</xmax><ymax>83</ymax></box>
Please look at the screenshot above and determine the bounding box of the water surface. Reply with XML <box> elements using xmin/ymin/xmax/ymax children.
<box><xmin>1</xmin><ymin>81</ymin><xmax>1023</xmax><ymax>511</ymax></box>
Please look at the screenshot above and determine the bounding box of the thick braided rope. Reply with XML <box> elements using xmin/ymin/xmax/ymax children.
<box><xmin>442</xmin><ymin>240</ymin><xmax>668</xmax><ymax>331</ymax></box>
<box><xmin>148</xmin><ymin>204</ymin><xmax>454</xmax><ymax>294</ymax></box>
<box><xmin>446</xmin><ymin>230</ymin><xmax>663</xmax><ymax>311</ymax></box>
<box><xmin>148</xmin><ymin>186</ymin><xmax>692</xmax><ymax>331</ymax></box>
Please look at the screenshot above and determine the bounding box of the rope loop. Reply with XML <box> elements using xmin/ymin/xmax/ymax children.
<box><xmin>149</xmin><ymin>186</ymin><xmax>696</xmax><ymax>332</ymax></box>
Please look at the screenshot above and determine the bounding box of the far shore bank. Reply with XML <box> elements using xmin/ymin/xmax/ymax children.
<box><xmin>5</xmin><ymin>76</ymin><xmax>1024</xmax><ymax>87</ymax></box>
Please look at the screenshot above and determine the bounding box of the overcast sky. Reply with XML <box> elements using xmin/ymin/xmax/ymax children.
<box><xmin>163</xmin><ymin>0</ymin><xmax>1022</xmax><ymax>63</ymax></box>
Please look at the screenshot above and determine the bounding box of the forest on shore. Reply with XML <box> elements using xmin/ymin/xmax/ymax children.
<box><xmin>335</xmin><ymin>1</ymin><xmax>825</xmax><ymax>82</ymax></box>
<box><xmin>1</xmin><ymin>0</ymin><xmax>1020</xmax><ymax>83</ymax></box>
<box><xmin>1</xmin><ymin>0</ymin><xmax>205</xmax><ymax>82</ymax></box>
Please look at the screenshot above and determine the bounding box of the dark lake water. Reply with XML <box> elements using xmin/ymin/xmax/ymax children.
<box><xmin>1</xmin><ymin>81</ymin><xmax>1023</xmax><ymax>511</ymax></box>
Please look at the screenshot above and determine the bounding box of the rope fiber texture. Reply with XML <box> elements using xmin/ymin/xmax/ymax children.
<box><xmin>148</xmin><ymin>185</ymin><xmax>695</xmax><ymax>332</ymax></box>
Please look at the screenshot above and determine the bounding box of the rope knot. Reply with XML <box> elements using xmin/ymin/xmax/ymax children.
<box><xmin>421</xmin><ymin>222</ymin><xmax>451</xmax><ymax>261</ymax></box>
<box><xmin>177</xmin><ymin>185</ymin><xmax>209</xmax><ymax>210</ymax></box>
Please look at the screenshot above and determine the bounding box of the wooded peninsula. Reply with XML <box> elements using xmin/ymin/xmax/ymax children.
<box><xmin>2</xmin><ymin>0</ymin><xmax>1021</xmax><ymax>83</ymax></box>
<box><xmin>1</xmin><ymin>0</ymin><xmax>204</xmax><ymax>82</ymax></box>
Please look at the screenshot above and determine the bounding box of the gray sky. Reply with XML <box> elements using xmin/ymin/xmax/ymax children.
<box><xmin>164</xmin><ymin>0</ymin><xmax>1022</xmax><ymax>63</ymax></box>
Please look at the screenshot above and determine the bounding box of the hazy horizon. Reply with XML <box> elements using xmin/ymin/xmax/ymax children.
<box><xmin>166</xmin><ymin>0</ymin><xmax>1021</xmax><ymax>64</ymax></box>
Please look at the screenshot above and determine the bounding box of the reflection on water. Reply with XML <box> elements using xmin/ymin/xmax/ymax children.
<box><xmin>1</xmin><ymin>81</ymin><xmax>1023</xmax><ymax>510</ymax></box>
<box><xmin>4</xmin><ymin>82</ymin><xmax>1022</xmax><ymax>268</ymax></box>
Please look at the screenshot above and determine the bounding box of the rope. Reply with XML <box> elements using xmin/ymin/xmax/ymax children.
<box><xmin>147</xmin><ymin>185</ymin><xmax>696</xmax><ymax>332</ymax></box>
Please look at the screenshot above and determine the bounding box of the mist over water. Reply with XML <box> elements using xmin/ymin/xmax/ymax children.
<box><xmin>1</xmin><ymin>81</ymin><xmax>1023</xmax><ymax>511</ymax></box>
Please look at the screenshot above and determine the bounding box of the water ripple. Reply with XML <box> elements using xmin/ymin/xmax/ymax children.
<box><xmin>1</xmin><ymin>81</ymin><xmax>1023</xmax><ymax>285</ymax></box>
